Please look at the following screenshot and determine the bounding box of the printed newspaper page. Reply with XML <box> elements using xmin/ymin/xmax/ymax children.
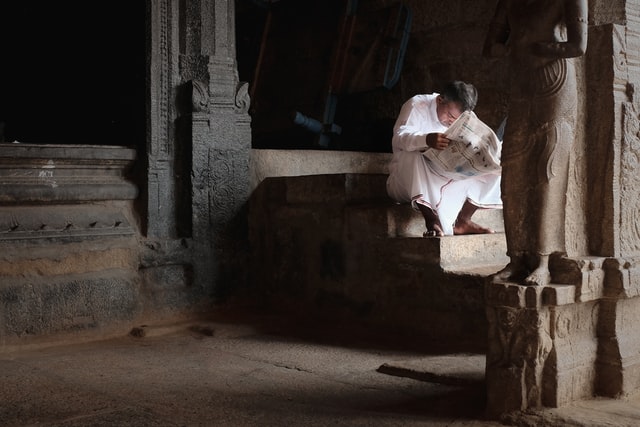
<box><xmin>423</xmin><ymin>111</ymin><xmax>502</xmax><ymax>180</ymax></box>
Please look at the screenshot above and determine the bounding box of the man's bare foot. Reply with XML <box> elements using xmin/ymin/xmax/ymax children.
<box><xmin>524</xmin><ymin>267</ymin><xmax>550</xmax><ymax>286</ymax></box>
<box><xmin>454</xmin><ymin>220</ymin><xmax>495</xmax><ymax>235</ymax></box>
<box><xmin>423</xmin><ymin>223</ymin><xmax>444</xmax><ymax>237</ymax></box>
<box><xmin>417</xmin><ymin>203</ymin><xmax>445</xmax><ymax>237</ymax></box>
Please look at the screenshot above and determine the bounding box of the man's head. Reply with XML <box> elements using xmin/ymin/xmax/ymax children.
<box><xmin>436</xmin><ymin>81</ymin><xmax>478</xmax><ymax>126</ymax></box>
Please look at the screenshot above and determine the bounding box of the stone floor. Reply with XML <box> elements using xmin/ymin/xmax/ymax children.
<box><xmin>2</xmin><ymin>309</ymin><xmax>640</xmax><ymax>427</ymax></box>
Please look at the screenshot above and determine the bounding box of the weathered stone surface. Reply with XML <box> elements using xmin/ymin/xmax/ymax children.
<box><xmin>0</xmin><ymin>143</ymin><xmax>148</xmax><ymax>349</ymax></box>
<box><xmin>550</xmin><ymin>302</ymin><xmax>599</xmax><ymax>406</ymax></box>
<box><xmin>597</xmin><ymin>295</ymin><xmax>640</xmax><ymax>398</ymax></box>
<box><xmin>250</xmin><ymin>173</ymin><xmax>505</xmax><ymax>351</ymax></box>
<box><xmin>0</xmin><ymin>271</ymin><xmax>141</xmax><ymax>350</ymax></box>
<box><xmin>0</xmin><ymin>144</ymin><xmax>137</xmax><ymax>203</ymax></box>
<box><xmin>0</xmin><ymin>203</ymin><xmax>135</xmax><ymax>242</ymax></box>
<box><xmin>250</xmin><ymin>149</ymin><xmax>391</xmax><ymax>192</ymax></box>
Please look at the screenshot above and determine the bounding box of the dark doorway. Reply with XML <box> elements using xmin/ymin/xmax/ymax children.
<box><xmin>0</xmin><ymin>2</ymin><xmax>146</xmax><ymax>149</ymax></box>
<box><xmin>236</xmin><ymin>0</ymin><xmax>409</xmax><ymax>153</ymax></box>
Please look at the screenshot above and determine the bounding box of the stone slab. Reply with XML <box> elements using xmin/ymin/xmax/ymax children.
<box><xmin>439</xmin><ymin>233</ymin><xmax>509</xmax><ymax>271</ymax></box>
<box><xmin>250</xmin><ymin>149</ymin><xmax>391</xmax><ymax>192</ymax></box>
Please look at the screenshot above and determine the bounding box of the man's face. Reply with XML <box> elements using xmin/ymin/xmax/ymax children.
<box><xmin>436</xmin><ymin>96</ymin><xmax>463</xmax><ymax>127</ymax></box>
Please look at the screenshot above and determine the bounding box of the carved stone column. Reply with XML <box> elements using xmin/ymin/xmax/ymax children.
<box><xmin>148</xmin><ymin>0</ymin><xmax>181</xmax><ymax>239</ymax></box>
<box><xmin>486</xmin><ymin>4</ymin><xmax>640</xmax><ymax>415</ymax></box>
<box><xmin>143</xmin><ymin>0</ymin><xmax>250</xmax><ymax>309</ymax></box>
<box><xmin>586</xmin><ymin>5</ymin><xmax>640</xmax><ymax>399</ymax></box>
<box><xmin>187</xmin><ymin>0</ymin><xmax>251</xmax><ymax>297</ymax></box>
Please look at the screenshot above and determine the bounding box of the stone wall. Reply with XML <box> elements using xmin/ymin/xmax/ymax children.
<box><xmin>0</xmin><ymin>144</ymin><xmax>142</xmax><ymax>350</ymax></box>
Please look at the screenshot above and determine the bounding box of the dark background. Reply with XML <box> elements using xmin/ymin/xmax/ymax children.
<box><xmin>0</xmin><ymin>1</ymin><xmax>146</xmax><ymax>148</ymax></box>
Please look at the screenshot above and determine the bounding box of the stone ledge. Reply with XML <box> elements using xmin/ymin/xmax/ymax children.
<box><xmin>0</xmin><ymin>143</ymin><xmax>137</xmax><ymax>203</ymax></box>
<box><xmin>0</xmin><ymin>203</ymin><xmax>136</xmax><ymax>241</ymax></box>
<box><xmin>486</xmin><ymin>281</ymin><xmax>577</xmax><ymax>308</ymax></box>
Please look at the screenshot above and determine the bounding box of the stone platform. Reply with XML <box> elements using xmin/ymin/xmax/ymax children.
<box><xmin>249</xmin><ymin>173</ymin><xmax>508</xmax><ymax>352</ymax></box>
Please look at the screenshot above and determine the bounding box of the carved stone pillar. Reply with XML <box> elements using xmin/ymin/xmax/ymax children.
<box><xmin>186</xmin><ymin>0</ymin><xmax>251</xmax><ymax>297</ymax></box>
<box><xmin>586</xmin><ymin>6</ymin><xmax>640</xmax><ymax>399</ymax></box>
<box><xmin>144</xmin><ymin>0</ymin><xmax>250</xmax><ymax>308</ymax></box>
<box><xmin>148</xmin><ymin>0</ymin><xmax>181</xmax><ymax>239</ymax></box>
<box><xmin>486</xmin><ymin>4</ymin><xmax>640</xmax><ymax>415</ymax></box>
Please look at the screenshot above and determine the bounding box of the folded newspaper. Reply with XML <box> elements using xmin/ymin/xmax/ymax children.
<box><xmin>423</xmin><ymin>110</ymin><xmax>502</xmax><ymax>179</ymax></box>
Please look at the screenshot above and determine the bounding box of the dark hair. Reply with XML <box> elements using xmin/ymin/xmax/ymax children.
<box><xmin>441</xmin><ymin>81</ymin><xmax>478</xmax><ymax>111</ymax></box>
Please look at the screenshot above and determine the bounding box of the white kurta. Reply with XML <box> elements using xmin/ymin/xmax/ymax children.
<box><xmin>386</xmin><ymin>93</ymin><xmax>503</xmax><ymax>235</ymax></box>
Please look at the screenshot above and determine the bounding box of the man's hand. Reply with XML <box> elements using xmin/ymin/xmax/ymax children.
<box><xmin>426</xmin><ymin>133</ymin><xmax>451</xmax><ymax>150</ymax></box>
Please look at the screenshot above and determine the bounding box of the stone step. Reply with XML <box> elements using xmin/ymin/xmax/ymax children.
<box><xmin>255</xmin><ymin>173</ymin><xmax>508</xmax><ymax>273</ymax></box>
<box><xmin>438</xmin><ymin>233</ymin><xmax>508</xmax><ymax>272</ymax></box>
<box><xmin>250</xmin><ymin>173</ymin><xmax>508</xmax><ymax>352</ymax></box>
<box><xmin>344</xmin><ymin>202</ymin><xmax>507</xmax><ymax>271</ymax></box>
<box><xmin>378</xmin><ymin>234</ymin><xmax>508</xmax><ymax>273</ymax></box>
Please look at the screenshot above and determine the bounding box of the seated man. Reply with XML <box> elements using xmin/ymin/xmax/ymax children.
<box><xmin>386</xmin><ymin>81</ymin><xmax>502</xmax><ymax>237</ymax></box>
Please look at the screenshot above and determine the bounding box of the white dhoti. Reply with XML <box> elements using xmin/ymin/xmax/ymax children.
<box><xmin>386</xmin><ymin>151</ymin><xmax>502</xmax><ymax>236</ymax></box>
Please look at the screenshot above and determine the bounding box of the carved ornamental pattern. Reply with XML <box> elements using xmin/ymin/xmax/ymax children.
<box><xmin>620</xmin><ymin>101</ymin><xmax>640</xmax><ymax>255</ymax></box>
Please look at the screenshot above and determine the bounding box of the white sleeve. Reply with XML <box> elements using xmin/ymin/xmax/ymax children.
<box><xmin>391</xmin><ymin>97</ymin><xmax>433</xmax><ymax>153</ymax></box>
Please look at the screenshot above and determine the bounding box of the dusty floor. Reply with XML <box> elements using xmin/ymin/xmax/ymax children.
<box><xmin>2</xmin><ymin>310</ymin><xmax>640</xmax><ymax>427</ymax></box>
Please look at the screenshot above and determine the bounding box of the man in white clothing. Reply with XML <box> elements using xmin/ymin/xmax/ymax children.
<box><xmin>386</xmin><ymin>81</ymin><xmax>502</xmax><ymax>237</ymax></box>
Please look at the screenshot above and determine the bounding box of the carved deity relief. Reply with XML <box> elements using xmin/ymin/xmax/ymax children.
<box><xmin>489</xmin><ymin>308</ymin><xmax>551</xmax><ymax>365</ymax></box>
<box><xmin>487</xmin><ymin>306</ymin><xmax>553</xmax><ymax>407</ymax></box>
<box><xmin>484</xmin><ymin>0</ymin><xmax>588</xmax><ymax>286</ymax></box>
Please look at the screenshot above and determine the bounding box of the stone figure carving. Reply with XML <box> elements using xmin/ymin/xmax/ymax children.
<box><xmin>487</xmin><ymin>306</ymin><xmax>553</xmax><ymax>407</ymax></box>
<box><xmin>483</xmin><ymin>0</ymin><xmax>588</xmax><ymax>286</ymax></box>
<box><xmin>492</xmin><ymin>307</ymin><xmax>521</xmax><ymax>367</ymax></box>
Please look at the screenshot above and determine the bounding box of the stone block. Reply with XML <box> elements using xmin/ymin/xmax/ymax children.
<box><xmin>603</xmin><ymin>258</ymin><xmax>640</xmax><ymax>299</ymax></box>
<box><xmin>283</xmin><ymin>173</ymin><xmax>389</xmax><ymax>205</ymax></box>
<box><xmin>344</xmin><ymin>203</ymin><xmax>399</xmax><ymax>240</ymax></box>
<box><xmin>549</xmin><ymin>302</ymin><xmax>599</xmax><ymax>406</ymax></box>
<box><xmin>0</xmin><ymin>144</ymin><xmax>137</xmax><ymax>203</ymax></box>
<box><xmin>525</xmin><ymin>285</ymin><xmax>544</xmax><ymax>308</ymax></box>
<box><xmin>384</xmin><ymin>203</ymin><xmax>425</xmax><ymax>237</ymax></box>
<box><xmin>611</xmin><ymin>298</ymin><xmax>640</xmax><ymax>397</ymax></box>
<box><xmin>439</xmin><ymin>233</ymin><xmax>509</xmax><ymax>271</ymax></box>
<box><xmin>0</xmin><ymin>271</ymin><xmax>141</xmax><ymax>350</ymax></box>
<box><xmin>542</xmin><ymin>285</ymin><xmax>577</xmax><ymax>306</ymax></box>
<box><xmin>249</xmin><ymin>149</ymin><xmax>391</xmax><ymax>192</ymax></box>
<box><xmin>552</xmin><ymin>257</ymin><xmax>606</xmax><ymax>302</ymax></box>
<box><xmin>554</xmin><ymin>365</ymin><xmax>598</xmax><ymax>406</ymax></box>
<box><xmin>473</xmin><ymin>208</ymin><xmax>505</xmax><ymax>233</ymax></box>
<box><xmin>485</xmin><ymin>281</ymin><xmax>528</xmax><ymax>308</ymax></box>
